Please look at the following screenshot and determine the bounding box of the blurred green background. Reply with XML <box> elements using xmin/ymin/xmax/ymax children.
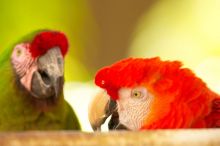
<box><xmin>1</xmin><ymin>0</ymin><xmax>220</xmax><ymax>88</ymax></box>
<box><xmin>1</xmin><ymin>0</ymin><xmax>220</xmax><ymax>131</ymax></box>
<box><xmin>0</xmin><ymin>0</ymin><xmax>97</xmax><ymax>81</ymax></box>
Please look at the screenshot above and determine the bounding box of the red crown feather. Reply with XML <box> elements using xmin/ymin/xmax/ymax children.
<box><xmin>95</xmin><ymin>57</ymin><xmax>208</xmax><ymax>100</ymax></box>
<box><xmin>30</xmin><ymin>31</ymin><xmax>68</xmax><ymax>58</ymax></box>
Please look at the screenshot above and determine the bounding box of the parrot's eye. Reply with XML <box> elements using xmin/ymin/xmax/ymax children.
<box><xmin>131</xmin><ymin>90</ymin><xmax>142</xmax><ymax>98</ymax></box>
<box><xmin>16</xmin><ymin>49</ymin><xmax>22</xmax><ymax>57</ymax></box>
<box><xmin>57</xmin><ymin>57</ymin><xmax>62</xmax><ymax>64</ymax></box>
<box><xmin>131</xmin><ymin>87</ymin><xmax>146</xmax><ymax>98</ymax></box>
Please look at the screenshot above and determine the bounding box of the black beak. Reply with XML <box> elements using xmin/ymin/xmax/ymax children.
<box><xmin>107</xmin><ymin>100</ymin><xmax>129</xmax><ymax>130</ymax></box>
<box><xmin>90</xmin><ymin>99</ymin><xmax>116</xmax><ymax>131</ymax></box>
<box><xmin>31</xmin><ymin>47</ymin><xmax>64</xmax><ymax>99</ymax></box>
<box><xmin>88</xmin><ymin>90</ymin><xmax>129</xmax><ymax>131</ymax></box>
<box><xmin>89</xmin><ymin>93</ymin><xmax>122</xmax><ymax>131</ymax></box>
<box><xmin>115</xmin><ymin>123</ymin><xmax>128</xmax><ymax>130</ymax></box>
<box><xmin>107</xmin><ymin>100</ymin><xmax>120</xmax><ymax>130</ymax></box>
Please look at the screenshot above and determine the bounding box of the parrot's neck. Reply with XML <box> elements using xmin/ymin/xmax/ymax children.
<box><xmin>0</xmin><ymin>60</ymin><xmax>67</xmax><ymax>130</ymax></box>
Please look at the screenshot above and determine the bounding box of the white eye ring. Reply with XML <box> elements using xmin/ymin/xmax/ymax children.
<box><xmin>131</xmin><ymin>87</ymin><xmax>147</xmax><ymax>99</ymax></box>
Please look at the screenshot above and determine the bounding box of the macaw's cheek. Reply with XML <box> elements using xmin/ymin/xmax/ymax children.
<box><xmin>117</xmin><ymin>101</ymin><xmax>149</xmax><ymax>130</ymax></box>
<box><xmin>20</xmin><ymin>64</ymin><xmax>38</xmax><ymax>92</ymax></box>
<box><xmin>117</xmin><ymin>88</ymin><xmax>154</xmax><ymax>130</ymax></box>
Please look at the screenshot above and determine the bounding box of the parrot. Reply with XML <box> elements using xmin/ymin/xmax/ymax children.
<box><xmin>88</xmin><ymin>90</ymin><xmax>119</xmax><ymax>130</ymax></box>
<box><xmin>0</xmin><ymin>30</ymin><xmax>81</xmax><ymax>131</ymax></box>
<box><xmin>89</xmin><ymin>57</ymin><xmax>220</xmax><ymax>131</ymax></box>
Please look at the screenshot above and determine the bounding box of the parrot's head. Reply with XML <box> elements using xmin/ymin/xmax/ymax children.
<box><xmin>10</xmin><ymin>31</ymin><xmax>68</xmax><ymax>100</ymax></box>
<box><xmin>91</xmin><ymin>57</ymin><xmax>206</xmax><ymax>130</ymax></box>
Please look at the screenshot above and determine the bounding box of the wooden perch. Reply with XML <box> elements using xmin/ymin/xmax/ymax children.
<box><xmin>0</xmin><ymin>129</ymin><xmax>220</xmax><ymax>146</ymax></box>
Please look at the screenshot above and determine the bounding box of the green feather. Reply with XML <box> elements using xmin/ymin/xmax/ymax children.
<box><xmin>0</xmin><ymin>33</ymin><xmax>81</xmax><ymax>131</ymax></box>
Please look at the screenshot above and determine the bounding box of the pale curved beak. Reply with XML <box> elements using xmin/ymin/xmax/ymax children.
<box><xmin>31</xmin><ymin>47</ymin><xmax>64</xmax><ymax>99</ymax></box>
<box><xmin>88</xmin><ymin>90</ymin><xmax>116</xmax><ymax>131</ymax></box>
<box><xmin>88</xmin><ymin>90</ymin><xmax>128</xmax><ymax>131</ymax></box>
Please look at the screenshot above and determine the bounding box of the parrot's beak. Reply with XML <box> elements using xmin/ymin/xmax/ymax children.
<box><xmin>31</xmin><ymin>47</ymin><xmax>64</xmax><ymax>99</ymax></box>
<box><xmin>115</xmin><ymin>123</ymin><xmax>128</xmax><ymax>130</ymax></box>
<box><xmin>88</xmin><ymin>90</ymin><xmax>118</xmax><ymax>131</ymax></box>
<box><xmin>107</xmin><ymin>106</ymin><xmax>129</xmax><ymax>130</ymax></box>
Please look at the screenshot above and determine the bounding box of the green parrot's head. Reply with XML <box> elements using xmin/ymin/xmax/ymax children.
<box><xmin>10</xmin><ymin>31</ymin><xmax>68</xmax><ymax>100</ymax></box>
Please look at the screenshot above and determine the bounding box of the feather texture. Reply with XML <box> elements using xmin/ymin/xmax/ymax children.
<box><xmin>0</xmin><ymin>30</ymin><xmax>80</xmax><ymax>131</ymax></box>
<box><xmin>95</xmin><ymin>57</ymin><xmax>220</xmax><ymax>129</ymax></box>
<box><xmin>30</xmin><ymin>31</ymin><xmax>68</xmax><ymax>58</ymax></box>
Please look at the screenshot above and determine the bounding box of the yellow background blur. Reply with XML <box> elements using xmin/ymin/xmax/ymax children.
<box><xmin>1</xmin><ymin>0</ymin><xmax>220</xmax><ymax>131</ymax></box>
<box><xmin>1</xmin><ymin>0</ymin><xmax>220</xmax><ymax>84</ymax></box>
<box><xmin>0</xmin><ymin>0</ymin><xmax>97</xmax><ymax>81</ymax></box>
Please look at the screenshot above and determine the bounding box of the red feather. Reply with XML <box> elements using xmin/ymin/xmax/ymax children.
<box><xmin>205</xmin><ymin>98</ymin><xmax>220</xmax><ymax>127</ymax></box>
<box><xmin>95</xmin><ymin>57</ymin><xmax>220</xmax><ymax>128</ymax></box>
<box><xmin>30</xmin><ymin>31</ymin><xmax>68</xmax><ymax>58</ymax></box>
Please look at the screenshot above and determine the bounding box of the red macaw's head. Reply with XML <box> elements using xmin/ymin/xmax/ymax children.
<box><xmin>94</xmin><ymin>57</ymin><xmax>215</xmax><ymax>130</ymax></box>
<box><xmin>11</xmin><ymin>30</ymin><xmax>68</xmax><ymax>100</ymax></box>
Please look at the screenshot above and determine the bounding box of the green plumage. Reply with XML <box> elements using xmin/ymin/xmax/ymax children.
<box><xmin>0</xmin><ymin>36</ymin><xmax>81</xmax><ymax>131</ymax></box>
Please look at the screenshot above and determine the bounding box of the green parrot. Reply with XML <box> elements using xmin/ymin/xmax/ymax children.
<box><xmin>0</xmin><ymin>30</ymin><xmax>81</xmax><ymax>130</ymax></box>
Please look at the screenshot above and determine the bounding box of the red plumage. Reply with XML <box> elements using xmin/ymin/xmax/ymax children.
<box><xmin>30</xmin><ymin>31</ymin><xmax>68</xmax><ymax>58</ymax></box>
<box><xmin>95</xmin><ymin>57</ymin><xmax>220</xmax><ymax>128</ymax></box>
